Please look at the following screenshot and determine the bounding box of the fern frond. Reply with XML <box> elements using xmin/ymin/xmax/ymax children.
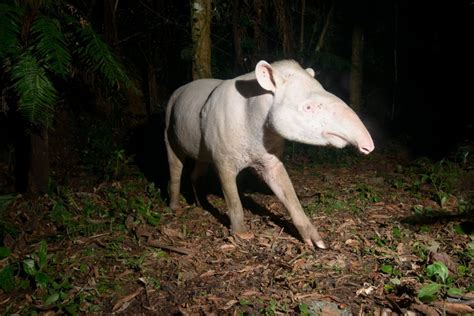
<box><xmin>75</xmin><ymin>25</ymin><xmax>133</xmax><ymax>89</ymax></box>
<box><xmin>11</xmin><ymin>52</ymin><xmax>57</xmax><ymax>127</ymax></box>
<box><xmin>31</xmin><ymin>15</ymin><xmax>71</xmax><ymax>77</ymax></box>
<box><xmin>0</xmin><ymin>3</ymin><xmax>23</xmax><ymax>59</ymax></box>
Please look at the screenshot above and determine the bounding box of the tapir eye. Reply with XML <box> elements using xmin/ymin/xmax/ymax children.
<box><xmin>302</xmin><ymin>103</ymin><xmax>320</xmax><ymax>113</ymax></box>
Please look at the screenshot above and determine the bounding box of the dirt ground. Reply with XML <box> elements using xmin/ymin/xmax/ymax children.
<box><xmin>0</xmin><ymin>144</ymin><xmax>473</xmax><ymax>315</ymax></box>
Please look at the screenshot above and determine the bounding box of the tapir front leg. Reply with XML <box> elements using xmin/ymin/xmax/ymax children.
<box><xmin>258</xmin><ymin>157</ymin><xmax>327</xmax><ymax>249</ymax></box>
<box><xmin>215</xmin><ymin>164</ymin><xmax>247</xmax><ymax>233</ymax></box>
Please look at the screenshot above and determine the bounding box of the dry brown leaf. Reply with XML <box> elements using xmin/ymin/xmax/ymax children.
<box><xmin>133</xmin><ymin>224</ymin><xmax>154</xmax><ymax>238</ymax></box>
<box><xmin>112</xmin><ymin>287</ymin><xmax>143</xmax><ymax>312</ymax></box>
<box><xmin>430</xmin><ymin>252</ymin><xmax>458</xmax><ymax>274</ymax></box>
<box><xmin>433</xmin><ymin>301</ymin><xmax>474</xmax><ymax>314</ymax></box>
<box><xmin>160</xmin><ymin>225</ymin><xmax>185</xmax><ymax>239</ymax></box>
<box><xmin>336</xmin><ymin>219</ymin><xmax>356</xmax><ymax>233</ymax></box>
<box><xmin>240</xmin><ymin>290</ymin><xmax>260</xmax><ymax>297</ymax></box>
<box><xmin>221</xmin><ymin>299</ymin><xmax>238</xmax><ymax>310</ymax></box>
<box><xmin>345</xmin><ymin>238</ymin><xmax>360</xmax><ymax>247</ymax></box>
<box><xmin>219</xmin><ymin>244</ymin><xmax>236</xmax><ymax>252</ymax></box>
<box><xmin>235</xmin><ymin>231</ymin><xmax>255</xmax><ymax>240</ymax></box>
<box><xmin>356</xmin><ymin>283</ymin><xmax>377</xmax><ymax>296</ymax></box>
<box><xmin>412</xmin><ymin>303</ymin><xmax>440</xmax><ymax>316</ymax></box>
<box><xmin>200</xmin><ymin>270</ymin><xmax>216</xmax><ymax>278</ymax></box>
<box><xmin>291</xmin><ymin>258</ymin><xmax>306</xmax><ymax>272</ymax></box>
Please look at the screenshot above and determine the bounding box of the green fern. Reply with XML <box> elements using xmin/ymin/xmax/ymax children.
<box><xmin>1</xmin><ymin>2</ymin><xmax>135</xmax><ymax>127</ymax></box>
<box><xmin>75</xmin><ymin>25</ymin><xmax>133</xmax><ymax>90</ymax></box>
<box><xmin>31</xmin><ymin>15</ymin><xmax>71</xmax><ymax>77</ymax></box>
<box><xmin>0</xmin><ymin>3</ymin><xmax>23</xmax><ymax>59</ymax></box>
<box><xmin>11</xmin><ymin>52</ymin><xmax>57</xmax><ymax>126</ymax></box>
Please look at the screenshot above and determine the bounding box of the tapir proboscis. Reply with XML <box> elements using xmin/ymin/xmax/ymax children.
<box><xmin>164</xmin><ymin>60</ymin><xmax>374</xmax><ymax>249</ymax></box>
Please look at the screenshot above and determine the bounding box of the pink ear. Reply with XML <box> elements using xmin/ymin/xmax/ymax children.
<box><xmin>255</xmin><ymin>61</ymin><xmax>276</xmax><ymax>92</ymax></box>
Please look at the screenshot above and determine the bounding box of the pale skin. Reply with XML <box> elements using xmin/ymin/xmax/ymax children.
<box><xmin>164</xmin><ymin>60</ymin><xmax>374</xmax><ymax>249</ymax></box>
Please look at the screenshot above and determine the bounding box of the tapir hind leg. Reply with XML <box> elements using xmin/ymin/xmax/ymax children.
<box><xmin>257</xmin><ymin>157</ymin><xmax>327</xmax><ymax>249</ymax></box>
<box><xmin>191</xmin><ymin>161</ymin><xmax>209</xmax><ymax>207</ymax></box>
<box><xmin>165</xmin><ymin>136</ymin><xmax>185</xmax><ymax>210</ymax></box>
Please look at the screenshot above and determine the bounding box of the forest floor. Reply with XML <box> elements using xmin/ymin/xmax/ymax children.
<box><xmin>0</xmin><ymin>142</ymin><xmax>473</xmax><ymax>315</ymax></box>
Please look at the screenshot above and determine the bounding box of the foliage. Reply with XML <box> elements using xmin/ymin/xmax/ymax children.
<box><xmin>0</xmin><ymin>1</ymin><xmax>133</xmax><ymax>127</ymax></box>
<box><xmin>418</xmin><ymin>261</ymin><xmax>465</xmax><ymax>302</ymax></box>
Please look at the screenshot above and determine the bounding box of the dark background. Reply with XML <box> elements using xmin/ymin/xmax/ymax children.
<box><xmin>1</xmin><ymin>0</ymin><xmax>473</xmax><ymax>193</ymax></box>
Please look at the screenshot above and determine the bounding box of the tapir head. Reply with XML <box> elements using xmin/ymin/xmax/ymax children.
<box><xmin>255</xmin><ymin>60</ymin><xmax>375</xmax><ymax>155</ymax></box>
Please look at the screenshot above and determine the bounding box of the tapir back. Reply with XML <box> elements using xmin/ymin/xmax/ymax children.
<box><xmin>165</xmin><ymin>79</ymin><xmax>222</xmax><ymax>159</ymax></box>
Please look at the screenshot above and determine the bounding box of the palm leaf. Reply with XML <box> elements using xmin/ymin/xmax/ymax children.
<box><xmin>75</xmin><ymin>25</ymin><xmax>133</xmax><ymax>89</ymax></box>
<box><xmin>11</xmin><ymin>52</ymin><xmax>57</xmax><ymax>126</ymax></box>
<box><xmin>0</xmin><ymin>3</ymin><xmax>23</xmax><ymax>59</ymax></box>
<box><xmin>31</xmin><ymin>15</ymin><xmax>71</xmax><ymax>77</ymax></box>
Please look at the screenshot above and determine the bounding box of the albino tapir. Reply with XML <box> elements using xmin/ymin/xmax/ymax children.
<box><xmin>164</xmin><ymin>60</ymin><xmax>374</xmax><ymax>249</ymax></box>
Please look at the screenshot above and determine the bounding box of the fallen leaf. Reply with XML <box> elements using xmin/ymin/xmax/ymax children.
<box><xmin>112</xmin><ymin>287</ymin><xmax>143</xmax><ymax>312</ymax></box>
<box><xmin>292</xmin><ymin>258</ymin><xmax>306</xmax><ymax>272</ymax></box>
<box><xmin>412</xmin><ymin>303</ymin><xmax>440</xmax><ymax>316</ymax></box>
<box><xmin>221</xmin><ymin>299</ymin><xmax>238</xmax><ymax>310</ymax></box>
<box><xmin>161</xmin><ymin>225</ymin><xmax>185</xmax><ymax>239</ymax></box>
<box><xmin>430</xmin><ymin>252</ymin><xmax>458</xmax><ymax>275</ymax></box>
<box><xmin>200</xmin><ymin>270</ymin><xmax>216</xmax><ymax>278</ymax></box>
<box><xmin>345</xmin><ymin>238</ymin><xmax>360</xmax><ymax>248</ymax></box>
<box><xmin>433</xmin><ymin>301</ymin><xmax>474</xmax><ymax>314</ymax></box>
<box><xmin>356</xmin><ymin>283</ymin><xmax>377</xmax><ymax>296</ymax></box>
<box><xmin>219</xmin><ymin>244</ymin><xmax>236</xmax><ymax>252</ymax></box>
<box><xmin>235</xmin><ymin>231</ymin><xmax>255</xmax><ymax>240</ymax></box>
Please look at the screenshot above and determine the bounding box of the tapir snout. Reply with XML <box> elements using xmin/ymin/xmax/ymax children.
<box><xmin>322</xmin><ymin>102</ymin><xmax>375</xmax><ymax>155</ymax></box>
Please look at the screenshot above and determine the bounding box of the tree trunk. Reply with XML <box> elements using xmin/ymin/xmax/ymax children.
<box><xmin>104</xmin><ymin>0</ymin><xmax>118</xmax><ymax>48</ymax></box>
<box><xmin>350</xmin><ymin>24</ymin><xmax>364</xmax><ymax>112</ymax></box>
<box><xmin>252</xmin><ymin>0</ymin><xmax>267</xmax><ymax>63</ymax></box>
<box><xmin>147</xmin><ymin>64</ymin><xmax>159</xmax><ymax>115</ymax></box>
<box><xmin>315</xmin><ymin>3</ymin><xmax>334</xmax><ymax>53</ymax></box>
<box><xmin>298</xmin><ymin>0</ymin><xmax>306</xmax><ymax>60</ymax></box>
<box><xmin>191</xmin><ymin>0</ymin><xmax>213</xmax><ymax>80</ymax></box>
<box><xmin>28</xmin><ymin>126</ymin><xmax>49</xmax><ymax>194</ymax></box>
<box><xmin>104</xmin><ymin>0</ymin><xmax>145</xmax><ymax>123</ymax></box>
<box><xmin>232</xmin><ymin>0</ymin><xmax>244</xmax><ymax>72</ymax></box>
<box><xmin>274</xmin><ymin>0</ymin><xmax>294</xmax><ymax>58</ymax></box>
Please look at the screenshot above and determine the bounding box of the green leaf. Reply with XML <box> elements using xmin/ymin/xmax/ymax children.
<box><xmin>0</xmin><ymin>247</ymin><xmax>11</xmax><ymax>258</ymax></box>
<box><xmin>390</xmin><ymin>278</ymin><xmax>401</xmax><ymax>285</ymax></box>
<box><xmin>447</xmin><ymin>287</ymin><xmax>464</xmax><ymax>297</ymax></box>
<box><xmin>380</xmin><ymin>264</ymin><xmax>393</xmax><ymax>275</ymax></box>
<box><xmin>38</xmin><ymin>240</ymin><xmax>48</xmax><ymax>270</ymax></box>
<box><xmin>44</xmin><ymin>292</ymin><xmax>60</xmax><ymax>305</ymax></box>
<box><xmin>75</xmin><ymin>25</ymin><xmax>134</xmax><ymax>90</ymax></box>
<box><xmin>0</xmin><ymin>3</ymin><xmax>23</xmax><ymax>59</ymax></box>
<box><xmin>23</xmin><ymin>258</ymin><xmax>37</xmax><ymax>276</ymax></box>
<box><xmin>392</xmin><ymin>226</ymin><xmax>402</xmax><ymax>238</ymax></box>
<box><xmin>426</xmin><ymin>262</ymin><xmax>449</xmax><ymax>283</ymax></box>
<box><xmin>418</xmin><ymin>282</ymin><xmax>442</xmax><ymax>302</ymax></box>
<box><xmin>35</xmin><ymin>271</ymin><xmax>50</xmax><ymax>288</ymax></box>
<box><xmin>0</xmin><ymin>194</ymin><xmax>16</xmax><ymax>212</ymax></box>
<box><xmin>31</xmin><ymin>15</ymin><xmax>71</xmax><ymax>77</ymax></box>
<box><xmin>11</xmin><ymin>52</ymin><xmax>57</xmax><ymax>126</ymax></box>
<box><xmin>0</xmin><ymin>264</ymin><xmax>15</xmax><ymax>293</ymax></box>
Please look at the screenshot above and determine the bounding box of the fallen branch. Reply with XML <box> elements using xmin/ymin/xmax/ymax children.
<box><xmin>146</xmin><ymin>238</ymin><xmax>193</xmax><ymax>255</ymax></box>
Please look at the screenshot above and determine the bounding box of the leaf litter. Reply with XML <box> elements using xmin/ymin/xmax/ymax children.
<box><xmin>0</xmin><ymin>146</ymin><xmax>473</xmax><ymax>315</ymax></box>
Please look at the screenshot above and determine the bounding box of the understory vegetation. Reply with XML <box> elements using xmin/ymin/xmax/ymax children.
<box><xmin>0</xmin><ymin>129</ymin><xmax>473</xmax><ymax>314</ymax></box>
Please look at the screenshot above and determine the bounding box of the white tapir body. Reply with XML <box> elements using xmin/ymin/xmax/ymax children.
<box><xmin>165</xmin><ymin>60</ymin><xmax>374</xmax><ymax>249</ymax></box>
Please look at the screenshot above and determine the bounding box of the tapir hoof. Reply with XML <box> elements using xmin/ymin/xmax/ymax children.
<box><xmin>301</xmin><ymin>224</ymin><xmax>327</xmax><ymax>250</ymax></box>
<box><xmin>169</xmin><ymin>201</ymin><xmax>181</xmax><ymax>211</ymax></box>
<box><xmin>230</xmin><ymin>222</ymin><xmax>248</xmax><ymax>235</ymax></box>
